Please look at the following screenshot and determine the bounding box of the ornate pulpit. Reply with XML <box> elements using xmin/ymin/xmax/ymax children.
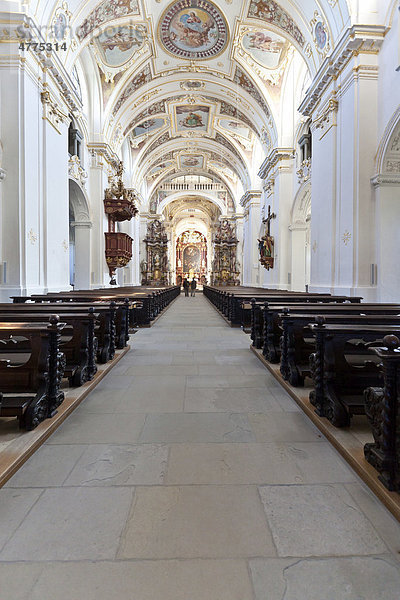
<box><xmin>211</xmin><ymin>220</ymin><xmax>240</xmax><ymax>286</ymax></box>
<box><xmin>104</xmin><ymin>161</ymin><xmax>138</xmax><ymax>284</ymax></box>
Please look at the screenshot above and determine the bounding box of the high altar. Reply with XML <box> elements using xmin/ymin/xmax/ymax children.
<box><xmin>175</xmin><ymin>230</ymin><xmax>207</xmax><ymax>285</ymax></box>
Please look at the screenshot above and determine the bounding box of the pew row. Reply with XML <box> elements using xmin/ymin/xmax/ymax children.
<box><xmin>0</xmin><ymin>302</ymin><xmax>118</xmax><ymax>364</ymax></box>
<box><xmin>0</xmin><ymin>311</ymin><xmax>99</xmax><ymax>386</ymax></box>
<box><xmin>11</xmin><ymin>285</ymin><xmax>180</xmax><ymax>327</ymax></box>
<box><xmin>0</xmin><ymin>317</ymin><xmax>65</xmax><ymax>430</ymax></box>
<box><xmin>363</xmin><ymin>334</ymin><xmax>400</xmax><ymax>492</ymax></box>
<box><xmin>203</xmin><ymin>285</ymin><xmax>362</xmax><ymax>328</ymax></box>
<box><xmin>308</xmin><ymin>319</ymin><xmax>400</xmax><ymax>428</ymax></box>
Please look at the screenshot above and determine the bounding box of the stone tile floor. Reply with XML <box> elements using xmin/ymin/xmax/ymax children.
<box><xmin>1</xmin><ymin>293</ymin><xmax>400</xmax><ymax>599</ymax></box>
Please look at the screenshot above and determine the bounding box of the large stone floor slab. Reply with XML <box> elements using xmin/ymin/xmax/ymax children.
<box><xmin>139</xmin><ymin>412</ymin><xmax>255</xmax><ymax>443</ymax></box>
<box><xmin>63</xmin><ymin>444</ymin><xmax>168</xmax><ymax>486</ymax></box>
<box><xmin>46</xmin><ymin>412</ymin><xmax>146</xmax><ymax>444</ymax></box>
<box><xmin>118</xmin><ymin>485</ymin><xmax>276</xmax><ymax>559</ymax></box>
<box><xmin>259</xmin><ymin>484</ymin><xmax>388</xmax><ymax>557</ymax></box>
<box><xmin>15</xmin><ymin>560</ymin><xmax>255</xmax><ymax>600</ymax></box>
<box><xmin>249</xmin><ymin>556</ymin><xmax>400</xmax><ymax>600</ymax></box>
<box><xmin>0</xmin><ymin>487</ymin><xmax>134</xmax><ymax>561</ymax></box>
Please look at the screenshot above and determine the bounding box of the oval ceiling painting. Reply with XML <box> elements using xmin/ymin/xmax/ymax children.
<box><xmin>242</xmin><ymin>30</ymin><xmax>289</xmax><ymax>71</ymax></box>
<box><xmin>93</xmin><ymin>25</ymin><xmax>145</xmax><ymax>67</ymax></box>
<box><xmin>159</xmin><ymin>0</ymin><xmax>228</xmax><ymax>60</ymax></box>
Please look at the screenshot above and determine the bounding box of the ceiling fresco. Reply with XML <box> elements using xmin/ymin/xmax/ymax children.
<box><xmin>175</xmin><ymin>105</ymin><xmax>210</xmax><ymax>133</ymax></box>
<box><xmin>93</xmin><ymin>24</ymin><xmax>145</xmax><ymax>66</ymax></box>
<box><xmin>179</xmin><ymin>154</ymin><xmax>205</xmax><ymax>169</ymax></box>
<box><xmin>65</xmin><ymin>0</ymin><xmax>338</xmax><ymax>204</ymax></box>
<box><xmin>159</xmin><ymin>0</ymin><xmax>228</xmax><ymax>60</ymax></box>
<box><xmin>247</xmin><ymin>0</ymin><xmax>305</xmax><ymax>48</ymax></box>
<box><xmin>241</xmin><ymin>29</ymin><xmax>289</xmax><ymax>70</ymax></box>
<box><xmin>76</xmin><ymin>0</ymin><xmax>139</xmax><ymax>42</ymax></box>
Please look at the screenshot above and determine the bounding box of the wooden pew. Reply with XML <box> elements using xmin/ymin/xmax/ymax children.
<box><xmin>203</xmin><ymin>285</ymin><xmax>362</xmax><ymax>328</ymax></box>
<box><xmin>4</xmin><ymin>302</ymin><xmax>117</xmax><ymax>363</ymax></box>
<box><xmin>257</xmin><ymin>302</ymin><xmax>400</xmax><ymax>365</ymax></box>
<box><xmin>0</xmin><ymin>316</ymin><xmax>65</xmax><ymax>430</ymax></box>
<box><xmin>12</xmin><ymin>285</ymin><xmax>180</xmax><ymax>328</ymax></box>
<box><xmin>363</xmin><ymin>334</ymin><xmax>400</xmax><ymax>492</ymax></box>
<box><xmin>308</xmin><ymin>318</ymin><xmax>400</xmax><ymax>427</ymax></box>
<box><xmin>250</xmin><ymin>297</ymin><xmax>365</xmax><ymax>351</ymax></box>
<box><xmin>281</xmin><ymin>311</ymin><xmax>400</xmax><ymax>386</ymax></box>
<box><xmin>0</xmin><ymin>310</ymin><xmax>98</xmax><ymax>386</ymax></box>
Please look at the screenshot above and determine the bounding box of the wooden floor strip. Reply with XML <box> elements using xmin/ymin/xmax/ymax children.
<box><xmin>251</xmin><ymin>344</ymin><xmax>400</xmax><ymax>522</ymax></box>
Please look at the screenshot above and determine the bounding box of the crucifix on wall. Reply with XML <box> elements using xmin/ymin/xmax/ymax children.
<box><xmin>258</xmin><ymin>204</ymin><xmax>276</xmax><ymax>271</ymax></box>
<box><xmin>263</xmin><ymin>205</ymin><xmax>276</xmax><ymax>236</ymax></box>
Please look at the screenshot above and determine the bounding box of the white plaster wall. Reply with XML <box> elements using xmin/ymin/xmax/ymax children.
<box><xmin>309</xmin><ymin>96</ymin><xmax>337</xmax><ymax>294</ymax></box>
<box><xmin>43</xmin><ymin>116</ymin><xmax>70</xmax><ymax>292</ymax></box>
<box><xmin>377</xmin><ymin>7</ymin><xmax>400</xmax><ymax>152</ymax></box>
<box><xmin>242</xmin><ymin>200</ymin><xmax>261</xmax><ymax>286</ymax></box>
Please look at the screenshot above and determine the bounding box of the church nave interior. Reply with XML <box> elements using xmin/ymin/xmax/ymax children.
<box><xmin>1</xmin><ymin>0</ymin><xmax>400</xmax><ymax>597</ymax></box>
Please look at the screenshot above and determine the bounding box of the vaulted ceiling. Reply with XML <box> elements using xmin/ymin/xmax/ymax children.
<box><xmin>36</xmin><ymin>0</ymin><xmax>352</xmax><ymax>200</ymax></box>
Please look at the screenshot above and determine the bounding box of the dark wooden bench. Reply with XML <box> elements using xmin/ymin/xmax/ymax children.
<box><xmin>255</xmin><ymin>302</ymin><xmax>400</xmax><ymax>365</ymax></box>
<box><xmin>203</xmin><ymin>285</ymin><xmax>358</xmax><ymax>326</ymax></box>
<box><xmin>0</xmin><ymin>316</ymin><xmax>65</xmax><ymax>429</ymax></box>
<box><xmin>13</xmin><ymin>285</ymin><xmax>180</xmax><ymax>328</ymax></box>
<box><xmin>363</xmin><ymin>334</ymin><xmax>400</xmax><ymax>492</ymax></box>
<box><xmin>0</xmin><ymin>310</ymin><xmax>98</xmax><ymax>386</ymax></box>
<box><xmin>308</xmin><ymin>319</ymin><xmax>400</xmax><ymax>427</ymax></box>
<box><xmin>248</xmin><ymin>297</ymin><xmax>364</xmax><ymax>351</ymax></box>
<box><xmin>5</xmin><ymin>302</ymin><xmax>118</xmax><ymax>363</ymax></box>
<box><xmin>280</xmin><ymin>311</ymin><xmax>400</xmax><ymax>386</ymax></box>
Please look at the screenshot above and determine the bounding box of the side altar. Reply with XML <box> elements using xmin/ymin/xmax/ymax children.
<box><xmin>211</xmin><ymin>220</ymin><xmax>240</xmax><ymax>286</ymax></box>
<box><xmin>141</xmin><ymin>220</ymin><xmax>169</xmax><ymax>286</ymax></box>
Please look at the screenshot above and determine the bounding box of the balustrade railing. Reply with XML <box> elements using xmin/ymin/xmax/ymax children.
<box><xmin>159</xmin><ymin>182</ymin><xmax>225</xmax><ymax>192</ymax></box>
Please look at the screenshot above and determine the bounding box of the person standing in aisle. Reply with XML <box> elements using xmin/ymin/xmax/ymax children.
<box><xmin>190</xmin><ymin>278</ymin><xmax>197</xmax><ymax>297</ymax></box>
<box><xmin>183</xmin><ymin>277</ymin><xmax>190</xmax><ymax>297</ymax></box>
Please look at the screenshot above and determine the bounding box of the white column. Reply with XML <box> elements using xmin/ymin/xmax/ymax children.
<box><xmin>300</xmin><ymin>29</ymin><xmax>384</xmax><ymax>300</ymax></box>
<box><xmin>289</xmin><ymin>225</ymin><xmax>308</xmax><ymax>291</ymax></box>
<box><xmin>258</xmin><ymin>150</ymin><xmax>295</xmax><ymax>290</ymax></box>
<box><xmin>373</xmin><ymin>176</ymin><xmax>400</xmax><ymax>302</ymax></box>
<box><xmin>71</xmin><ymin>221</ymin><xmax>92</xmax><ymax>289</ymax></box>
<box><xmin>87</xmin><ymin>151</ymin><xmax>110</xmax><ymax>288</ymax></box>
<box><xmin>240</xmin><ymin>191</ymin><xmax>261</xmax><ymax>286</ymax></box>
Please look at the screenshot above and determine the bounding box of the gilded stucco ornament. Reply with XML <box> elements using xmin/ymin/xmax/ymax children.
<box><xmin>342</xmin><ymin>231</ymin><xmax>352</xmax><ymax>246</ymax></box>
<box><xmin>51</xmin><ymin>2</ymin><xmax>72</xmax><ymax>43</ymax></box>
<box><xmin>310</xmin><ymin>11</ymin><xmax>331</xmax><ymax>58</ymax></box>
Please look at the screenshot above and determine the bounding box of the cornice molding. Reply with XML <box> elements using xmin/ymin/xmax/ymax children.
<box><xmin>71</xmin><ymin>220</ymin><xmax>92</xmax><ymax>229</ymax></box>
<box><xmin>87</xmin><ymin>143</ymin><xmax>120</xmax><ymax>170</ymax></box>
<box><xmin>258</xmin><ymin>148</ymin><xmax>295</xmax><ymax>180</ymax></box>
<box><xmin>371</xmin><ymin>173</ymin><xmax>400</xmax><ymax>188</ymax></box>
<box><xmin>240</xmin><ymin>190</ymin><xmax>262</xmax><ymax>208</ymax></box>
<box><xmin>299</xmin><ymin>25</ymin><xmax>387</xmax><ymax>117</ymax></box>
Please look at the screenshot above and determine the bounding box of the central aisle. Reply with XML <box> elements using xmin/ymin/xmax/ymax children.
<box><xmin>1</xmin><ymin>293</ymin><xmax>400</xmax><ymax>599</ymax></box>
